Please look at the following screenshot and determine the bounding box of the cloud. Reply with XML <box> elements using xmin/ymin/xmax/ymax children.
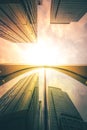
<box><xmin>0</xmin><ymin>0</ymin><xmax>87</xmax><ymax>65</ymax></box>
<box><xmin>38</xmin><ymin>0</ymin><xmax>87</xmax><ymax>65</ymax></box>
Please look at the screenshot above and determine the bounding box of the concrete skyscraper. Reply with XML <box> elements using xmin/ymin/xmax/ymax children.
<box><xmin>48</xmin><ymin>87</ymin><xmax>87</xmax><ymax>130</ymax></box>
<box><xmin>50</xmin><ymin>0</ymin><xmax>87</xmax><ymax>24</ymax></box>
<box><xmin>0</xmin><ymin>0</ymin><xmax>38</xmax><ymax>43</ymax></box>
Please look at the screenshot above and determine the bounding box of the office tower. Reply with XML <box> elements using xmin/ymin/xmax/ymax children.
<box><xmin>0</xmin><ymin>0</ymin><xmax>37</xmax><ymax>43</ymax></box>
<box><xmin>50</xmin><ymin>0</ymin><xmax>87</xmax><ymax>24</ymax></box>
<box><xmin>48</xmin><ymin>87</ymin><xmax>87</xmax><ymax>130</ymax></box>
<box><xmin>0</xmin><ymin>74</ymin><xmax>39</xmax><ymax>130</ymax></box>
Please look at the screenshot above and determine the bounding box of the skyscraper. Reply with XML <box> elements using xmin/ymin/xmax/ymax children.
<box><xmin>48</xmin><ymin>87</ymin><xmax>87</xmax><ymax>130</ymax></box>
<box><xmin>50</xmin><ymin>0</ymin><xmax>87</xmax><ymax>24</ymax></box>
<box><xmin>0</xmin><ymin>74</ymin><xmax>39</xmax><ymax>130</ymax></box>
<box><xmin>0</xmin><ymin>73</ymin><xmax>87</xmax><ymax>130</ymax></box>
<box><xmin>0</xmin><ymin>0</ymin><xmax>38</xmax><ymax>43</ymax></box>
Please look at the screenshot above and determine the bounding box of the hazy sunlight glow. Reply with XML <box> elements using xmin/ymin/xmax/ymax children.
<box><xmin>24</xmin><ymin>41</ymin><xmax>60</xmax><ymax>65</ymax></box>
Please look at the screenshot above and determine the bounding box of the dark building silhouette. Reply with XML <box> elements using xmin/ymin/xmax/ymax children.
<box><xmin>50</xmin><ymin>0</ymin><xmax>87</xmax><ymax>24</ymax></box>
<box><xmin>0</xmin><ymin>74</ymin><xmax>39</xmax><ymax>130</ymax></box>
<box><xmin>48</xmin><ymin>87</ymin><xmax>87</xmax><ymax>130</ymax></box>
<box><xmin>0</xmin><ymin>0</ymin><xmax>38</xmax><ymax>43</ymax></box>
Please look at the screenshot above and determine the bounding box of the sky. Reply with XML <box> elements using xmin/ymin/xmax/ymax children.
<box><xmin>0</xmin><ymin>0</ymin><xmax>87</xmax><ymax>122</ymax></box>
<box><xmin>0</xmin><ymin>0</ymin><xmax>87</xmax><ymax>65</ymax></box>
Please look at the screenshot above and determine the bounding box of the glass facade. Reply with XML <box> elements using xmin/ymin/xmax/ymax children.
<box><xmin>50</xmin><ymin>0</ymin><xmax>87</xmax><ymax>24</ymax></box>
<box><xmin>60</xmin><ymin>114</ymin><xmax>87</xmax><ymax>130</ymax></box>
<box><xmin>0</xmin><ymin>0</ymin><xmax>37</xmax><ymax>43</ymax></box>
<box><xmin>0</xmin><ymin>76</ymin><xmax>87</xmax><ymax>130</ymax></box>
<box><xmin>0</xmin><ymin>74</ymin><xmax>39</xmax><ymax>130</ymax></box>
<box><xmin>48</xmin><ymin>87</ymin><xmax>87</xmax><ymax>130</ymax></box>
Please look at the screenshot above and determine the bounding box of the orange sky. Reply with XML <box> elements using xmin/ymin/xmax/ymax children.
<box><xmin>0</xmin><ymin>0</ymin><xmax>87</xmax><ymax>65</ymax></box>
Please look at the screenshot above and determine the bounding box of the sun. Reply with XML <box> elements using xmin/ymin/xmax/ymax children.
<box><xmin>22</xmin><ymin>41</ymin><xmax>59</xmax><ymax>66</ymax></box>
<box><xmin>22</xmin><ymin>37</ymin><xmax>68</xmax><ymax>66</ymax></box>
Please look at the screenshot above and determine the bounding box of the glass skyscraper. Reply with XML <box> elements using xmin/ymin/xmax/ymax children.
<box><xmin>0</xmin><ymin>74</ymin><xmax>87</xmax><ymax>130</ymax></box>
<box><xmin>48</xmin><ymin>87</ymin><xmax>87</xmax><ymax>130</ymax></box>
<box><xmin>0</xmin><ymin>74</ymin><xmax>39</xmax><ymax>130</ymax></box>
<box><xmin>50</xmin><ymin>0</ymin><xmax>87</xmax><ymax>24</ymax></box>
<box><xmin>0</xmin><ymin>0</ymin><xmax>38</xmax><ymax>43</ymax></box>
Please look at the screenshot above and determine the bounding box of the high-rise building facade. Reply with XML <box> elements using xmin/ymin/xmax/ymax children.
<box><xmin>0</xmin><ymin>0</ymin><xmax>37</xmax><ymax>43</ymax></box>
<box><xmin>48</xmin><ymin>87</ymin><xmax>87</xmax><ymax>130</ymax></box>
<box><xmin>50</xmin><ymin>0</ymin><xmax>87</xmax><ymax>24</ymax></box>
<box><xmin>0</xmin><ymin>74</ymin><xmax>87</xmax><ymax>130</ymax></box>
<box><xmin>0</xmin><ymin>74</ymin><xmax>39</xmax><ymax>130</ymax></box>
